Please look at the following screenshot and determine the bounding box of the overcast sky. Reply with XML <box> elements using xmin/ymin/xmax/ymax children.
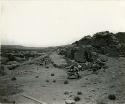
<box><xmin>0</xmin><ymin>0</ymin><xmax>125</xmax><ymax>47</ymax></box>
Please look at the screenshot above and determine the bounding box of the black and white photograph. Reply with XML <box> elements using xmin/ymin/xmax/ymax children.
<box><xmin>0</xmin><ymin>0</ymin><xmax>125</xmax><ymax>104</ymax></box>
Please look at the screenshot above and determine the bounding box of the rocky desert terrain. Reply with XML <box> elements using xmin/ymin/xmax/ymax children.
<box><xmin>0</xmin><ymin>31</ymin><xmax>125</xmax><ymax>104</ymax></box>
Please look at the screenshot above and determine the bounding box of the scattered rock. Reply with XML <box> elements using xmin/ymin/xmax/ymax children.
<box><xmin>65</xmin><ymin>99</ymin><xmax>75</xmax><ymax>104</ymax></box>
<box><xmin>99</xmin><ymin>55</ymin><xmax>108</xmax><ymax>62</ymax></box>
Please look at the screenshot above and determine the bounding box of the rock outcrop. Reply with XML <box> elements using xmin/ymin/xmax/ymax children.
<box><xmin>72</xmin><ymin>31</ymin><xmax>125</xmax><ymax>57</ymax></box>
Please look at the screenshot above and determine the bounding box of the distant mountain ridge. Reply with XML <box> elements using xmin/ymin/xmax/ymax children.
<box><xmin>1</xmin><ymin>45</ymin><xmax>25</xmax><ymax>49</ymax></box>
<box><xmin>0</xmin><ymin>45</ymin><xmax>59</xmax><ymax>53</ymax></box>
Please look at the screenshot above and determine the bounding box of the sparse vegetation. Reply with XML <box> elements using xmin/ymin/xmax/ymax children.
<box><xmin>51</xmin><ymin>73</ymin><xmax>55</xmax><ymax>76</ymax></box>
<box><xmin>0</xmin><ymin>31</ymin><xmax>125</xmax><ymax>103</ymax></box>
<box><xmin>64</xmin><ymin>80</ymin><xmax>69</xmax><ymax>84</ymax></box>
<box><xmin>64</xmin><ymin>91</ymin><xmax>69</xmax><ymax>95</ymax></box>
<box><xmin>97</xmin><ymin>101</ymin><xmax>106</xmax><ymax>104</ymax></box>
<box><xmin>11</xmin><ymin>77</ymin><xmax>16</xmax><ymax>81</ymax></box>
<box><xmin>46</xmin><ymin>80</ymin><xmax>49</xmax><ymax>82</ymax></box>
<box><xmin>35</xmin><ymin>76</ymin><xmax>39</xmax><ymax>78</ymax></box>
<box><xmin>77</xmin><ymin>91</ymin><xmax>82</xmax><ymax>95</ymax></box>
<box><xmin>52</xmin><ymin>80</ymin><xmax>56</xmax><ymax>83</ymax></box>
<box><xmin>73</xmin><ymin>96</ymin><xmax>81</xmax><ymax>102</ymax></box>
<box><xmin>45</xmin><ymin>66</ymin><xmax>49</xmax><ymax>68</ymax></box>
<box><xmin>108</xmin><ymin>94</ymin><xmax>116</xmax><ymax>100</ymax></box>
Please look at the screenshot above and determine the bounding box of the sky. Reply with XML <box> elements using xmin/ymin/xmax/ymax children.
<box><xmin>0</xmin><ymin>0</ymin><xmax>125</xmax><ymax>47</ymax></box>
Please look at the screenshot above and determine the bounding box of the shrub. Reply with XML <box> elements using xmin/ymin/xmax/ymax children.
<box><xmin>64</xmin><ymin>91</ymin><xmax>69</xmax><ymax>95</ymax></box>
<box><xmin>35</xmin><ymin>76</ymin><xmax>39</xmax><ymax>78</ymax></box>
<box><xmin>53</xmin><ymin>80</ymin><xmax>56</xmax><ymax>83</ymax></box>
<box><xmin>8</xmin><ymin>55</ymin><xmax>15</xmax><ymax>61</ymax></box>
<box><xmin>51</xmin><ymin>73</ymin><xmax>55</xmax><ymax>76</ymax></box>
<box><xmin>64</xmin><ymin>80</ymin><xmax>69</xmax><ymax>84</ymax></box>
<box><xmin>97</xmin><ymin>101</ymin><xmax>106</xmax><ymax>104</ymax></box>
<box><xmin>46</xmin><ymin>80</ymin><xmax>49</xmax><ymax>82</ymax></box>
<box><xmin>73</xmin><ymin>96</ymin><xmax>81</xmax><ymax>102</ymax></box>
<box><xmin>45</xmin><ymin>66</ymin><xmax>49</xmax><ymax>68</ymax></box>
<box><xmin>77</xmin><ymin>91</ymin><xmax>82</xmax><ymax>95</ymax></box>
<box><xmin>11</xmin><ymin>77</ymin><xmax>16</xmax><ymax>81</ymax></box>
<box><xmin>108</xmin><ymin>94</ymin><xmax>116</xmax><ymax>100</ymax></box>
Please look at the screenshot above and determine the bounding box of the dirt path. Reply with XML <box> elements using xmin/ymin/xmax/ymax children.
<box><xmin>50</xmin><ymin>52</ymin><xmax>67</xmax><ymax>68</ymax></box>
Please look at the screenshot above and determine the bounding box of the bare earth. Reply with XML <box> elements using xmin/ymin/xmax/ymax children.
<box><xmin>0</xmin><ymin>52</ymin><xmax>125</xmax><ymax>104</ymax></box>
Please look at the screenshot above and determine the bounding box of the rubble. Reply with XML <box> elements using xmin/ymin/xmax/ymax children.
<box><xmin>65</xmin><ymin>49</ymin><xmax>107</xmax><ymax>79</ymax></box>
<box><xmin>65</xmin><ymin>99</ymin><xmax>75</xmax><ymax>104</ymax></box>
<box><xmin>66</xmin><ymin>65</ymin><xmax>80</xmax><ymax>79</ymax></box>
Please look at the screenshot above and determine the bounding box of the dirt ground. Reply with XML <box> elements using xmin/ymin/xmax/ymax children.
<box><xmin>0</xmin><ymin>53</ymin><xmax>125</xmax><ymax>104</ymax></box>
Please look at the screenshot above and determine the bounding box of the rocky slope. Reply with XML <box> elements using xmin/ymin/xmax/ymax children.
<box><xmin>73</xmin><ymin>31</ymin><xmax>125</xmax><ymax>56</ymax></box>
<box><xmin>0</xmin><ymin>31</ymin><xmax>125</xmax><ymax>104</ymax></box>
<box><xmin>58</xmin><ymin>31</ymin><xmax>125</xmax><ymax>63</ymax></box>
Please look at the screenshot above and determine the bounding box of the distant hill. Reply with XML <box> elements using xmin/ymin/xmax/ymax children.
<box><xmin>0</xmin><ymin>45</ymin><xmax>58</xmax><ymax>54</ymax></box>
<box><xmin>1</xmin><ymin>45</ymin><xmax>25</xmax><ymax>50</ymax></box>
